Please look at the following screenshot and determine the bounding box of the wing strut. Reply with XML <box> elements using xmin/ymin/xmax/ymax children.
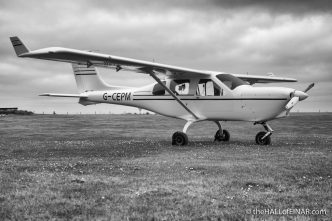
<box><xmin>146</xmin><ymin>69</ymin><xmax>199</xmax><ymax>120</ymax></box>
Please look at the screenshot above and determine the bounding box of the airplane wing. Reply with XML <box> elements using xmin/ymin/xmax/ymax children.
<box><xmin>10</xmin><ymin>36</ymin><xmax>208</xmax><ymax>77</ymax></box>
<box><xmin>234</xmin><ymin>74</ymin><xmax>297</xmax><ymax>84</ymax></box>
<box><xmin>10</xmin><ymin>36</ymin><xmax>298</xmax><ymax>84</ymax></box>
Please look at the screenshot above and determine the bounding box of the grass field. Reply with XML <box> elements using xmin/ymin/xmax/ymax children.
<box><xmin>0</xmin><ymin>113</ymin><xmax>331</xmax><ymax>220</ymax></box>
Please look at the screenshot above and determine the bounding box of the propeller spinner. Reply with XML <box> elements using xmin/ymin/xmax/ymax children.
<box><xmin>285</xmin><ymin>83</ymin><xmax>314</xmax><ymax>110</ymax></box>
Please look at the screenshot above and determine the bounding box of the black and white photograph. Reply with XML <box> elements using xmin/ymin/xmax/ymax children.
<box><xmin>0</xmin><ymin>0</ymin><xmax>331</xmax><ymax>220</ymax></box>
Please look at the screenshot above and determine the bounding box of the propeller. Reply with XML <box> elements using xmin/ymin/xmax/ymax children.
<box><xmin>285</xmin><ymin>96</ymin><xmax>300</xmax><ymax>110</ymax></box>
<box><xmin>285</xmin><ymin>83</ymin><xmax>314</xmax><ymax>110</ymax></box>
<box><xmin>304</xmin><ymin>83</ymin><xmax>315</xmax><ymax>93</ymax></box>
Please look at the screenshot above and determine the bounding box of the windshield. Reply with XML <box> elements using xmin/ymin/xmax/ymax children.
<box><xmin>216</xmin><ymin>74</ymin><xmax>248</xmax><ymax>90</ymax></box>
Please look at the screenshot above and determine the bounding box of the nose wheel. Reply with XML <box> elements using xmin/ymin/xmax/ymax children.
<box><xmin>255</xmin><ymin>131</ymin><xmax>271</xmax><ymax>145</ymax></box>
<box><xmin>254</xmin><ymin>122</ymin><xmax>273</xmax><ymax>145</ymax></box>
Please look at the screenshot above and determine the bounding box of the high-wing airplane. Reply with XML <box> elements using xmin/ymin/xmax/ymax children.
<box><xmin>10</xmin><ymin>36</ymin><xmax>314</xmax><ymax>145</ymax></box>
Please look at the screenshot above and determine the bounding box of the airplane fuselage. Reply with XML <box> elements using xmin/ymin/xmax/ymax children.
<box><xmin>84</xmin><ymin>84</ymin><xmax>293</xmax><ymax>122</ymax></box>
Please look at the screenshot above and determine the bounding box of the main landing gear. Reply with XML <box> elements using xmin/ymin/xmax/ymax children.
<box><xmin>172</xmin><ymin>131</ymin><xmax>188</xmax><ymax>146</ymax></box>
<box><xmin>254</xmin><ymin>122</ymin><xmax>273</xmax><ymax>145</ymax></box>
<box><xmin>214</xmin><ymin>121</ymin><xmax>230</xmax><ymax>142</ymax></box>
<box><xmin>172</xmin><ymin>121</ymin><xmax>192</xmax><ymax>146</ymax></box>
<box><xmin>172</xmin><ymin>121</ymin><xmax>230</xmax><ymax>146</ymax></box>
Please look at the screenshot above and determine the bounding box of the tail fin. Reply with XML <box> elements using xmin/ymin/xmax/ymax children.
<box><xmin>72</xmin><ymin>63</ymin><xmax>113</xmax><ymax>93</ymax></box>
<box><xmin>9</xmin><ymin>36</ymin><xmax>30</xmax><ymax>56</ymax></box>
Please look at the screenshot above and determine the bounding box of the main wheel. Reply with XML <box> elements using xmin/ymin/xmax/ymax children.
<box><xmin>172</xmin><ymin>131</ymin><xmax>188</xmax><ymax>146</ymax></box>
<box><xmin>214</xmin><ymin>129</ymin><xmax>230</xmax><ymax>142</ymax></box>
<box><xmin>255</xmin><ymin>131</ymin><xmax>271</xmax><ymax>145</ymax></box>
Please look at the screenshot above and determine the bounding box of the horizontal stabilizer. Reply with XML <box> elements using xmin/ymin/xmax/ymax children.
<box><xmin>39</xmin><ymin>93</ymin><xmax>88</xmax><ymax>98</ymax></box>
<box><xmin>10</xmin><ymin>36</ymin><xmax>30</xmax><ymax>56</ymax></box>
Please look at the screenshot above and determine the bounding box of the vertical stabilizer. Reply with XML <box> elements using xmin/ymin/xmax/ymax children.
<box><xmin>9</xmin><ymin>36</ymin><xmax>30</xmax><ymax>56</ymax></box>
<box><xmin>72</xmin><ymin>63</ymin><xmax>112</xmax><ymax>93</ymax></box>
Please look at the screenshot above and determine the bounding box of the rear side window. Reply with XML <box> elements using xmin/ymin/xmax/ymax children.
<box><xmin>152</xmin><ymin>82</ymin><xmax>166</xmax><ymax>95</ymax></box>
<box><xmin>170</xmin><ymin>80</ymin><xmax>190</xmax><ymax>95</ymax></box>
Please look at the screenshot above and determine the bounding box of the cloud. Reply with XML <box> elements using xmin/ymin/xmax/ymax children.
<box><xmin>0</xmin><ymin>0</ymin><xmax>331</xmax><ymax>113</ymax></box>
<box><xmin>211</xmin><ymin>0</ymin><xmax>332</xmax><ymax>14</ymax></box>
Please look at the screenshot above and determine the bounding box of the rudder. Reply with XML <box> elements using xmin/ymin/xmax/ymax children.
<box><xmin>10</xmin><ymin>36</ymin><xmax>30</xmax><ymax>56</ymax></box>
<box><xmin>72</xmin><ymin>63</ymin><xmax>111</xmax><ymax>93</ymax></box>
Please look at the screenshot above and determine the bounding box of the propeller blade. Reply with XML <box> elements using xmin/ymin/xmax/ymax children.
<box><xmin>304</xmin><ymin>83</ymin><xmax>315</xmax><ymax>93</ymax></box>
<box><xmin>285</xmin><ymin>96</ymin><xmax>299</xmax><ymax>110</ymax></box>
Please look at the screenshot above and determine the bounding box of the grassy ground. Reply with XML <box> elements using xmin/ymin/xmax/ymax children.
<box><xmin>0</xmin><ymin>113</ymin><xmax>331</xmax><ymax>220</ymax></box>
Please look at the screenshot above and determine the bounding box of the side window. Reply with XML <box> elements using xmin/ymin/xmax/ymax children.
<box><xmin>152</xmin><ymin>81</ymin><xmax>166</xmax><ymax>95</ymax></box>
<box><xmin>196</xmin><ymin>79</ymin><xmax>222</xmax><ymax>96</ymax></box>
<box><xmin>170</xmin><ymin>80</ymin><xmax>190</xmax><ymax>95</ymax></box>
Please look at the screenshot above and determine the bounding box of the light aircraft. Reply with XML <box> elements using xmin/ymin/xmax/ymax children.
<box><xmin>10</xmin><ymin>36</ymin><xmax>314</xmax><ymax>145</ymax></box>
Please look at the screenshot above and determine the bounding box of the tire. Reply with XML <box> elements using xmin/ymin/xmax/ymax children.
<box><xmin>172</xmin><ymin>131</ymin><xmax>188</xmax><ymax>146</ymax></box>
<box><xmin>255</xmin><ymin>131</ymin><xmax>271</xmax><ymax>145</ymax></box>
<box><xmin>214</xmin><ymin>129</ymin><xmax>230</xmax><ymax>142</ymax></box>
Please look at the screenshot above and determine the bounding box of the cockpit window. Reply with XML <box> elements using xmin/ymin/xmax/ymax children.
<box><xmin>216</xmin><ymin>74</ymin><xmax>248</xmax><ymax>90</ymax></box>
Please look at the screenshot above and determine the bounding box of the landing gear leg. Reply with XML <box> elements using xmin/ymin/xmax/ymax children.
<box><xmin>172</xmin><ymin>121</ymin><xmax>193</xmax><ymax>146</ymax></box>
<box><xmin>255</xmin><ymin>122</ymin><xmax>273</xmax><ymax>145</ymax></box>
<box><xmin>214</xmin><ymin>121</ymin><xmax>230</xmax><ymax>142</ymax></box>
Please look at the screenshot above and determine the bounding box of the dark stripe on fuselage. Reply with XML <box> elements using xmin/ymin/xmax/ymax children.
<box><xmin>132</xmin><ymin>97</ymin><xmax>287</xmax><ymax>101</ymax></box>
<box><xmin>13</xmin><ymin>43</ymin><xmax>23</xmax><ymax>47</ymax></box>
<box><xmin>75</xmin><ymin>69</ymin><xmax>96</xmax><ymax>72</ymax></box>
<box><xmin>98</xmin><ymin>95</ymin><xmax>284</xmax><ymax>101</ymax></box>
<box><xmin>75</xmin><ymin>73</ymin><xmax>97</xmax><ymax>76</ymax></box>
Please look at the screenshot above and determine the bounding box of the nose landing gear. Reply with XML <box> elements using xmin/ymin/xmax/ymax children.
<box><xmin>255</xmin><ymin>122</ymin><xmax>273</xmax><ymax>145</ymax></box>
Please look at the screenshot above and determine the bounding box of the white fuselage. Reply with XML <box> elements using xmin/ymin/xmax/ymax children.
<box><xmin>84</xmin><ymin>82</ymin><xmax>294</xmax><ymax>122</ymax></box>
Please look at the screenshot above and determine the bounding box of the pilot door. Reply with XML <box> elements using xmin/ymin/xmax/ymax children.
<box><xmin>195</xmin><ymin>78</ymin><xmax>233</xmax><ymax>117</ymax></box>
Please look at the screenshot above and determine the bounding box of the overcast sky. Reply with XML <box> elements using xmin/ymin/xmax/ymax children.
<box><xmin>1</xmin><ymin>0</ymin><xmax>331</xmax><ymax>114</ymax></box>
